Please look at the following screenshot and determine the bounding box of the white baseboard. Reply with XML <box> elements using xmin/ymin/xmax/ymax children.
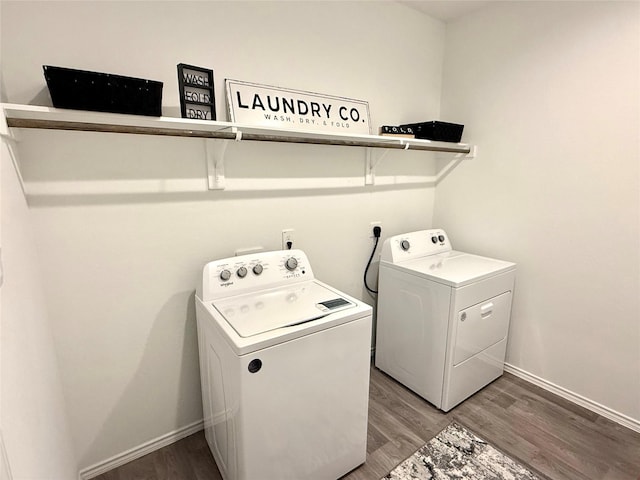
<box><xmin>504</xmin><ymin>363</ymin><xmax>640</xmax><ymax>433</ymax></box>
<box><xmin>79</xmin><ymin>419</ymin><xmax>204</xmax><ymax>479</ymax></box>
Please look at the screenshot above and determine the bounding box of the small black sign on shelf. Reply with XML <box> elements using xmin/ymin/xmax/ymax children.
<box><xmin>177</xmin><ymin>63</ymin><xmax>216</xmax><ymax>120</ymax></box>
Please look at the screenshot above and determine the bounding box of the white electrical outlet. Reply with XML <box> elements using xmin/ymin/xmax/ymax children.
<box><xmin>370</xmin><ymin>221</ymin><xmax>382</xmax><ymax>238</ymax></box>
<box><xmin>282</xmin><ymin>229</ymin><xmax>295</xmax><ymax>250</ymax></box>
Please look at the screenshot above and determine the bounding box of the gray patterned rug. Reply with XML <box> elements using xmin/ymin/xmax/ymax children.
<box><xmin>382</xmin><ymin>423</ymin><xmax>541</xmax><ymax>480</ymax></box>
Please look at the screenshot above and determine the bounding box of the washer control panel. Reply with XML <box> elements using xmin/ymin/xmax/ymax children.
<box><xmin>381</xmin><ymin>229</ymin><xmax>452</xmax><ymax>263</ymax></box>
<box><xmin>199</xmin><ymin>249</ymin><xmax>313</xmax><ymax>301</ymax></box>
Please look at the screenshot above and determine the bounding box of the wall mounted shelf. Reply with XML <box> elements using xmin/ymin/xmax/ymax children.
<box><xmin>1</xmin><ymin>103</ymin><xmax>476</xmax><ymax>193</ymax></box>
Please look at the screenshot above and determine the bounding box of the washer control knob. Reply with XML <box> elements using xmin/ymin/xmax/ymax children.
<box><xmin>400</xmin><ymin>240</ymin><xmax>410</xmax><ymax>251</ymax></box>
<box><xmin>252</xmin><ymin>264</ymin><xmax>263</xmax><ymax>275</ymax></box>
<box><xmin>438</xmin><ymin>235</ymin><xmax>445</xmax><ymax>242</ymax></box>
<box><xmin>285</xmin><ymin>257</ymin><xmax>298</xmax><ymax>271</ymax></box>
<box><xmin>237</xmin><ymin>266</ymin><xmax>248</xmax><ymax>278</ymax></box>
<box><xmin>431</xmin><ymin>236</ymin><xmax>438</xmax><ymax>244</ymax></box>
<box><xmin>219</xmin><ymin>269</ymin><xmax>231</xmax><ymax>281</ymax></box>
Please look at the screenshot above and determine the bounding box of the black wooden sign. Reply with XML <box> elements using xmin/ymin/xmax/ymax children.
<box><xmin>177</xmin><ymin>63</ymin><xmax>216</xmax><ymax>120</ymax></box>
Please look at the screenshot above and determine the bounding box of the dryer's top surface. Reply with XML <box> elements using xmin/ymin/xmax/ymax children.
<box><xmin>380</xmin><ymin>229</ymin><xmax>515</xmax><ymax>286</ymax></box>
<box><xmin>388</xmin><ymin>251</ymin><xmax>515</xmax><ymax>287</ymax></box>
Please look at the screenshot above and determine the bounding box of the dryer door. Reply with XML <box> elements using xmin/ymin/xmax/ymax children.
<box><xmin>453</xmin><ymin>291</ymin><xmax>512</xmax><ymax>365</ymax></box>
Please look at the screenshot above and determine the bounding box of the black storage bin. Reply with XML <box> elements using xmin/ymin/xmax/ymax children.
<box><xmin>43</xmin><ymin>65</ymin><xmax>163</xmax><ymax>116</ymax></box>
<box><xmin>399</xmin><ymin>121</ymin><xmax>464</xmax><ymax>142</ymax></box>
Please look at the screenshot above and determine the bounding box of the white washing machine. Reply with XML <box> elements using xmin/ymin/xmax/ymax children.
<box><xmin>195</xmin><ymin>249</ymin><xmax>372</xmax><ymax>480</ymax></box>
<box><xmin>375</xmin><ymin>229</ymin><xmax>516</xmax><ymax>412</ymax></box>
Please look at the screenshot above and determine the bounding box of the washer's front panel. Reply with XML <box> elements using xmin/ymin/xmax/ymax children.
<box><xmin>237</xmin><ymin>316</ymin><xmax>372</xmax><ymax>480</ymax></box>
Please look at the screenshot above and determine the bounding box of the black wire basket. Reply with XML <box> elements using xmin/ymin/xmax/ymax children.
<box><xmin>43</xmin><ymin>65</ymin><xmax>163</xmax><ymax>117</ymax></box>
<box><xmin>399</xmin><ymin>121</ymin><xmax>464</xmax><ymax>142</ymax></box>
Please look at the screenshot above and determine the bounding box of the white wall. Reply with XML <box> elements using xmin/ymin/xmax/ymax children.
<box><xmin>436</xmin><ymin>1</ymin><xmax>640</xmax><ymax>423</ymax></box>
<box><xmin>1</xmin><ymin>136</ymin><xmax>78</xmax><ymax>478</ymax></box>
<box><xmin>1</xmin><ymin>1</ymin><xmax>446</xmax><ymax>471</ymax></box>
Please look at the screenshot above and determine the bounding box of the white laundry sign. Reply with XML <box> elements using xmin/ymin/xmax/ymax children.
<box><xmin>225</xmin><ymin>79</ymin><xmax>371</xmax><ymax>134</ymax></box>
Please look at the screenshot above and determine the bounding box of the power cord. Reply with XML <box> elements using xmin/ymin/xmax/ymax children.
<box><xmin>364</xmin><ymin>226</ymin><xmax>382</xmax><ymax>295</ymax></box>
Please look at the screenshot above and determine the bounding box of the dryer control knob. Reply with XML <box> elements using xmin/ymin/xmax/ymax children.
<box><xmin>431</xmin><ymin>236</ymin><xmax>438</xmax><ymax>244</ymax></box>
<box><xmin>400</xmin><ymin>240</ymin><xmax>410</xmax><ymax>251</ymax></box>
<box><xmin>252</xmin><ymin>264</ymin><xmax>263</xmax><ymax>275</ymax></box>
<box><xmin>285</xmin><ymin>257</ymin><xmax>298</xmax><ymax>271</ymax></box>
<box><xmin>438</xmin><ymin>235</ymin><xmax>445</xmax><ymax>242</ymax></box>
<box><xmin>219</xmin><ymin>269</ymin><xmax>231</xmax><ymax>281</ymax></box>
<box><xmin>237</xmin><ymin>266</ymin><xmax>248</xmax><ymax>278</ymax></box>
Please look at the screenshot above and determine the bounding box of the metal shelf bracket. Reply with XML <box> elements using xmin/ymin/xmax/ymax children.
<box><xmin>365</xmin><ymin>147</ymin><xmax>391</xmax><ymax>185</ymax></box>
<box><xmin>205</xmin><ymin>127</ymin><xmax>245</xmax><ymax>190</ymax></box>
<box><xmin>205</xmin><ymin>139</ymin><xmax>228</xmax><ymax>190</ymax></box>
<box><xmin>0</xmin><ymin>106</ymin><xmax>27</xmax><ymax>197</ymax></box>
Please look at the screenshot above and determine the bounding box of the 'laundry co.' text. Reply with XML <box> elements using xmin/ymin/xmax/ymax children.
<box><xmin>235</xmin><ymin>92</ymin><xmax>364</xmax><ymax>123</ymax></box>
<box><xmin>226</xmin><ymin>79</ymin><xmax>371</xmax><ymax>134</ymax></box>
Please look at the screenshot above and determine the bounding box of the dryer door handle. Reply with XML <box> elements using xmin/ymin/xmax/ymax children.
<box><xmin>480</xmin><ymin>302</ymin><xmax>494</xmax><ymax>318</ymax></box>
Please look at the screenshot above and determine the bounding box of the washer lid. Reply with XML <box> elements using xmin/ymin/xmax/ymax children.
<box><xmin>394</xmin><ymin>251</ymin><xmax>516</xmax><ymax>287</ymax></box>
<box><xmin>212</xmin><ymin>281</ymin><xmax>356</xmax><ymax>337</ymax></box>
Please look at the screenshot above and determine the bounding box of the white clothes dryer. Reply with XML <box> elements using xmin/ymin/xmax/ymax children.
<box><xmin>195</xmin><ymin>249</ymin><xmax>372</xmax><ymax>480</ymax></box>
<box><xmin>375</xmin><ymin>229</ymin><xmax>516</xmax><ymax>412</ymax></box>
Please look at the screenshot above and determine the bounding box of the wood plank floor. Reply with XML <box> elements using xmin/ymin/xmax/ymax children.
<box><xmin>95</xmin><ymin>368</ymin><xmax>640</xmax><ymax>480</ymax></box>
